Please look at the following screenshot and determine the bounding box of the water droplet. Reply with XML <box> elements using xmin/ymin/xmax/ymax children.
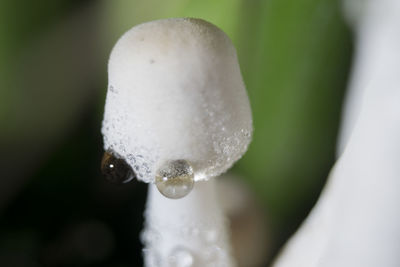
<box><xmin>203</xmin><ymin>229</ymin><xmax>218</xmax><ymax>244</ymax></box>
<box><xmin>155</xmin><ymin>160</ymin><xmax>194</xmax><ymax>199</ymax></box>
<box><xmin>203</xmin><ymin>245</ymin><xmax>222</xmax><ymax>264</ymax></box>
<box><xmin>101</xmin><ymin>150</ymin><xmax>135</xmax><ymax>184</ymax></box>
<box><xmin>168</xmin><ymin>247</ymin><xmax>194</xmax><ymax>267</ymax></box>
<box><xmin>190</xmin><ymin>227</ymin><xmax>200</xmax><ymax>237</ymax></box>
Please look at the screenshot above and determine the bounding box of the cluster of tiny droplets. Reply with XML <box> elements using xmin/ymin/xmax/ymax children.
<box><xmin>103</xmin><ymin>82</ymin><xmax>251</xmax><ymax>187</ymax></box>
<box><xmin>104</xmin><ymin>79</ymin><xmax>251</xmax><ymax>183</ymax></box>
<box><xmin>103</xmin><ymin>86</ymin><xmax>160</xmax><ymax>183</ymax></box>
<box><xmin>141</xmin><ymin>199</ymin><xmax>234</xmax><ymax>265</ymax></box>
<box><xmin>141</xmin><ymin>219</ymin><xmax>233</xmax><ymax>267</ymax></box>
<box><xmin>203</xmin><ymin>128</ymin><xmax>252</xmax><ymax>178</ymax></box>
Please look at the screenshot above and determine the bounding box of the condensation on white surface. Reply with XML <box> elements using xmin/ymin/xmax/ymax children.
<box><xmin>102</xmin><ymin>18</ymin><xmax>252</xmax><ymax>183</ymax></box>
<box><xmin>142</xmin><ymin>180</ymin><xmax>236</xmax><ymax>267</ymax></box>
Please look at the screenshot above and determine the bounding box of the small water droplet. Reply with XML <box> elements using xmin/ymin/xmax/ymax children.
<box><xmin>190</xmin><ymin>227</ymin><xmax>200</xmax><ymax>237</ymax></box>
<box><xmin>203</xmin><ymin>245</ymin><xmax>222</xmax><ymax>264</ymax></box>
<box><xmin>156</xmin><ymin>160</ymin><xmax>194</xmax><ymax>199</ymax></box>
<box><xmin>243</xmin><ymin>129</ymin><xmax>251</xmax><ymax>137</ymax></box>
<box><xmin>168</xmin><ymin>247</ymin><xmax>194</xmax><ymax>267</ymax></box>
<box><xmin>203</xmin><ymin>229</ymin><xmax>218</xmax><ymax>244</ymax></box>
<box><xmin>101</xmin><ymin>150</ymin><xmax>135</xmax><ymax>184</ymax></box>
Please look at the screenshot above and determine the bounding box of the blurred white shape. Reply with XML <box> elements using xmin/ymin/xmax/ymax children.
<box><xmin>274</xmin><ymin>0</ymin><xmax>400</xmax><ymax>266</ymax></box>
<box><xmin>338</xmin><ymin>0</ymin><xmax>400</xmax><ymax>155</ymax></box>
<box><xmin>218</xmin><ymin>175</ymin><xmax>269</xmax><ymax>267</ymax></box>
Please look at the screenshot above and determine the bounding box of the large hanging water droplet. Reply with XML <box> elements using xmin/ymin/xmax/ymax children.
<box><xmin>168</xmin><ymin>247</ymin><xmax>194</xmax><ymax>267</ymax></box>
<box><xmin>155</xmin><ymin>160</ymin><xmax>194</xmax><ymax>199</ymax></box>
<box><xmin>101</xmin><ymin>150</ymin><xmax>135</xmax><ymax>184</ymax></box>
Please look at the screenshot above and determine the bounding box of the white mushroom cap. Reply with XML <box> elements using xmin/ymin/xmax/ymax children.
<box><xmin>102</xmin><ymin>18</ymin><xmax>252</xmax><ymax>183</ymax></box>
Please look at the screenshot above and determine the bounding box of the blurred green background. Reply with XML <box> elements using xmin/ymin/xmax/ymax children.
<box><xmin>0</xmin><ymin>0</ymin><xmax>352</xmax><ymax>266</ymax></box>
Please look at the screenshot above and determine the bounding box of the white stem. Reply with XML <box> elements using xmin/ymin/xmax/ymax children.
<box><xmin>142</xmin><ymin>180</ymin><xmax>236</xmax><ymax>267</ymax></box>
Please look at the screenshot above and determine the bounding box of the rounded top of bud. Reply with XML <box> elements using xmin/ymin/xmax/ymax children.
<box><xmin>102</xmin><ymin>18</ymin><xmax>252</xmax><ymax>183</ymax></box>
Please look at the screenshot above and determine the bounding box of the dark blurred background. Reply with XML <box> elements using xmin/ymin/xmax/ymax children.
<box><xmin>0</xmin><ymin>0</ymin><xmax>352</xmax><ymax>266</ymax></box>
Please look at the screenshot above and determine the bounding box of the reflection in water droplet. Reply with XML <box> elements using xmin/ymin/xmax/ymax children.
<box><xmin>101</xmin><ymin>150</ymin><xmax>135</xmax><ymax>184</ymax></box>
<box><xmin>156</xmin><ymin>160</ymin><xmax>194</xmax><ymax>199</ymax></box>
<box><xmin>168</xmin><ymin>247</ymin><xmax>194</xmax><ymax>267</ymax></box>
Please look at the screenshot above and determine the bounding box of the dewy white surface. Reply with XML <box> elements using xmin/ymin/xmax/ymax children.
<box><xmin>102</xmin><ymin>18</ymin><xmax>252</xmax><ymax>183</ymax></box>
<box><xmin>143</xmin><ymin>180</ymin><xmax>236</xmax><ymax>267</ymax></box>
<box><xmin>273</xmin><ymin>1</ymin><xmax>400</xmax><ymax>266</ymax></box>
<box><xmin>102</xmin><ymin>18</ymin><xmax>251</xmax><ymax>267</ymax></box>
